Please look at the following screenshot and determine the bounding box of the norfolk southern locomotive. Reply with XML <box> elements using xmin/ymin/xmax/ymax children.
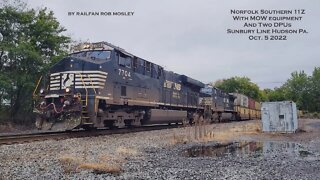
<box><xmin>33</xmin><ymin>42</ymin><xmax>261</xmax><ymax>131</ymax></box>
<box><xmin>34</xmin><ymin>42</ymin><xmax>205</xmax><ymax>131</ymax></box>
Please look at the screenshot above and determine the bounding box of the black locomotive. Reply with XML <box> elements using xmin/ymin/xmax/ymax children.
<box><xmin>34</xmin><ymin>42</ymin><xmax>261</xmax><ymax>131</ymax></box>
<box><xmin>200</xmin><ymin>85</ymin><xmax>237</xmax><ymax>122</ymax></box>
<box><xmin>34</xmin><ymin>42</ymin><xmax>205</xmax><ymax>131</ymax></box>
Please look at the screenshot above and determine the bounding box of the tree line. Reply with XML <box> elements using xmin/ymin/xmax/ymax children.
<box><xmin>214</xmin><ymin>68</ymin><xmax>320</xmax><ymax>113</ymax></box>
<box><xmin>0</xmin><ymin>1</ymin><xmax>70</xmax><ymax>123</ymax></box>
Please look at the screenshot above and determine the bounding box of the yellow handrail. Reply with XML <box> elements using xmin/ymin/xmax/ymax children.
<box><xmin>87</xmin><ymin>75</ymin><xmax>97</xmax><ymax>95</ymax></box>
<box><xmin>87</xmin><ymin>75</ymin><xmax>98</xmax><ymax>112</ymax></box>
<box><xmin>33</xmin><ymin>76</ymin><xmax>43</xmax><ymax>97</ymax></box>
<box><xmin>78</xmin><ymin>73</ymin><xmax>88</xmax><ymax>106</ymax></box>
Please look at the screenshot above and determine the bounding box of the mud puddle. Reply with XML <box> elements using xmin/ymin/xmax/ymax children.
<box><xmin>184</xmin><ymin>141</ymin><xmax>313</xmax><ymax>158</ymax></box>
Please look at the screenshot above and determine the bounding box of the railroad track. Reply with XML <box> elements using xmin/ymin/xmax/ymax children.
<box><xmin>0</xmin><ymin>124</ymin><xmax>181</xmax><ymax>146</ymax></box>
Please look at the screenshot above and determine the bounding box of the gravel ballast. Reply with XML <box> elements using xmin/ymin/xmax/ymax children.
<box><xmin>1</xmin><ymin>119</ymin><xmax>320</xmax><ymax>179</ymax></box>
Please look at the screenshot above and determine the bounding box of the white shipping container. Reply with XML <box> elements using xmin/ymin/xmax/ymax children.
<box><xmin>231</xmin><ymin>93</ymin><xmax>249</xmax><ymax>107</ymax></box>
<box><xmin>261</xmin><ymin>101</ymin><xmax>298</xmax><ymax>133</ymax></box>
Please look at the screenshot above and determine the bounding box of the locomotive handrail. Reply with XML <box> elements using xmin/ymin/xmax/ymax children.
<box><xmin>87</xmin><ymin>75</ymin><xmax>97</xmax><ymax>95</ymax></box>
<box><xmin>33</xmin><ymin>75</ymin><xmax>43</xmax><ymax>97</ymax></box>
<box><xmin>78</xmin><ymin>73</ymin><xmax>88</xmax><ymax>106</ymax></box>
<box><xmin>87</xmin><ymin>75</ymin><xmax>98</xmax><ymax>112</ymax></box>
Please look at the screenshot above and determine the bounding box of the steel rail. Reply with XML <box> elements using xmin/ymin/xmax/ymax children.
<box><xmin>0</xmin><ymin>124</ymin><xmax>181</xmax><ymax>146</ymax></box>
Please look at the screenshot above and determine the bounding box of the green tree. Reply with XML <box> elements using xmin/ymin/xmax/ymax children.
<box><xmin>282</xmin><ymin>71</ymin><xmax>311</xmax><ymax>110</ymax></box>
<box><xmin>263</xmin><ymin>87</ymin><xmax>287</xmax><ymax>102</ymax></box>
<box><xmin>264</xmin><ymin>69</ymin><xmax>320</xmax><ymax>112</ymax></box>
<box><xmin>310</xmin><ymin>67</ymin><xmax>320</xmax><ymax>112</ymax></box>
<box><xmin>213</xmin><ymin>77</ymin><xmax>264</xmax><ymax>101</ymax></box>
<box><xmin>0</xmin><ymin>1</ymin><xmax>70</xmax><ymax>123</ymax></box>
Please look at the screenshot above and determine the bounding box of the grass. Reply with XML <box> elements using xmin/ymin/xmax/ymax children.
<box><xmin>59</xmin><ymin>154</ymin><xmax>124</xmax><ymax>174</ymax></box>
<box><xmin>171</xmin><ymin>131</ymin><xmax>188</xmax><ymax>144</ymax></box>
<box><xmin>207</xmin><ymin>123</ymin><xmax>261</xmax><ymax>141</ymax></box>
<box><xmin>58</xmin><ymin>155</ymin><xmax>82</xmax><ymax>173</ymax></box>
<box><xmin>299</xmin><ymin>112</ymin><xmax>320</xmax><ymax>119</ymax></box>
<box><xmin>98</xmin><ymin>154</ymin><xmax>125</xmax><ymax>164</ymax></box>
<box><xmin>58</xmin><ymin>146</ymin><xmax>138</xmax><ymax>175</ymax></box>
<box><xmin>116</xmin><ymin>146</ymin><xmax>138</xmax><ymax>156</ymax></box>
<box><xmin>78</xmin><ymin>163</ymin><xmax>121</xmax><ymax>174</ymax></box>
<box><xmin>171</xmin><ymin>116</ymin><xmax>213</xmax><ymax>144</ymax></box>
<box><xmin>171</xmin><ymin>118</ymin><xmax>263</xmax><ymax>144</ymax></box>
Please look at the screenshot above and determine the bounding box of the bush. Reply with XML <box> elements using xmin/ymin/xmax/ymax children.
<box><xmin>312</xmin><ymin>112</ymin><xmax>319</xmax><ymax>119</ymax></box>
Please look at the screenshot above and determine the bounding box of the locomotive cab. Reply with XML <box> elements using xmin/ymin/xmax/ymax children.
<box><xmin>34</xmin><ymin>43</ymin><xmax>113</xmax><ymax>131</ymax></box>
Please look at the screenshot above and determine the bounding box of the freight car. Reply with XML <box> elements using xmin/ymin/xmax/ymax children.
<box><xmin>231</xmin><ymin>93</ymin><xmax>261</xmax><ymax>120</ymax></box>
<box><xmin>199</xmin><ymin>86</ymin><xmax>261</xmax><ymax>122</ymax></box>
<box><xmin>33</xmin><ymin>42</ymin><xmax>205</xmax><ymax>131</ymax></box>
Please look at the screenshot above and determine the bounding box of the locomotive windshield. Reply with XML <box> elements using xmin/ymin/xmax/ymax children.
<box><xmin>71</xmin><ymin>50</ymin><xmax>111</xmax><ymax>60</ymax></box>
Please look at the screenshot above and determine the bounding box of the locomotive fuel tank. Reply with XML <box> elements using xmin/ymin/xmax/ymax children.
<box><xmin>144</xmin><ymin>109</ymin><xmax>188</xmax><ymax>124</ymax></box>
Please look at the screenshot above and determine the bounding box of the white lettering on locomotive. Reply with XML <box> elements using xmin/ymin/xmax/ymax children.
<box><xmin>163</xmin><ymin>80</ymin><xmax>181</xmax><ymax>91</ymax></box>
<box><xmin>118</xmin><ymin>69</ymin><xmax>131</xmax><ymax>78</ymax></box>
<box><xmin>61</xmin><ymin>73</ymin><xmax>75</xmax><ymax>89</ymax></box>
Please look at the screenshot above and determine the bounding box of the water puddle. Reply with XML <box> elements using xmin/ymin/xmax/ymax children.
<box><xmin>183</xmin><ymin>141</ymin><xmax>313</xmax><ymax>158</ymax></box>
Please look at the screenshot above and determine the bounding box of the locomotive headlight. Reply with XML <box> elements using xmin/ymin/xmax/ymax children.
<box><xmin>65</xmin><ymin>87</ymin><xmax>70</xmax><ymax>93</ymax></box>
<box><xmin>40</xmin><ymin>89</ymin><xmax>45</xmax><ymax>94</ymax></box>
<box><xmin>64</xmin><ymin>100</ymin><xmax>70</xmax><ymax>106</ymax></box>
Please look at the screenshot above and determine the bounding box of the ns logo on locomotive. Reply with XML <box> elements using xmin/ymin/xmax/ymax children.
<box><xmin>33</xmin><ymin>42</ymin><xmax>261</xmax><ymax>131</ymax></box>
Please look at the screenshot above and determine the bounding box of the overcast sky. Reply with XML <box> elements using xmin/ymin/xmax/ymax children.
<box><xmin>25</xmin><ymin>0</ymin><xmax>320</xmax><ymax>89</ymax></box>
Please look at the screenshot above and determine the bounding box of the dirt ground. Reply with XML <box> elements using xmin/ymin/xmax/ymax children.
<box><xmin>167</xmin><ymin>118</ymin><xmax>320</xmax><ymax>148</ymax></box>
<box><xmin>205</xmin><ymin>118</ymin><xmax>320</xmax><ymax>142</ymax></box>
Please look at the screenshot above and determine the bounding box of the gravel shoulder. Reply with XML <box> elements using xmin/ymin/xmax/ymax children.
<box><xmin>1</xmin><ymin>119</ymin><xmax>320</xmax><ymax>179</ymax></box>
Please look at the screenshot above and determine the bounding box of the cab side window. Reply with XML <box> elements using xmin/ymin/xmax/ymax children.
<box><xmin>158</xmin><ymin>66</ymin><xmax>163</xmax><ymax>79</ymax></box>
<box><xmin>118</xmin><ymin>53</ymin><xmax>132</xmax><ymax>68</ymax></box>
<box><xmin>133</xmin><ymin>57</ymin><xmax>138</xmax><ymax>69</ymax></box>
<box><xmin>145</xmin><ymin>61</ymin><xmax>151</xmax><ymax>72</ymax></box>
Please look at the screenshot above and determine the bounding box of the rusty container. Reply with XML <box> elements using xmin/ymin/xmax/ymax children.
<box><xmin>248</xmin><ymin>98</ymin><xmax>256</xmax><ymax>109</ymax></box>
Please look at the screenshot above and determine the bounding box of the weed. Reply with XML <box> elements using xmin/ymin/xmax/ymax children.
<box><xmin>58</xmin><ymin>155</ymin><xmax>82</xmax><ymax>173</ymax></box>
<box><xmin>98</xmin><ymin>154</ymin><xmax>126</xmax><ymax>164</ymax></box>
<box><xmin>116</xmin><ymin>147</ymin><xmax>138</xmax><ymax>156</ymax></box>
<box><xmin>171</xmin><ymin>131</ymin><xmax>188</xmax><ymax>145</ymax></box>
<box><xmin>78</xmin><ymin>163</ymin><xmax>121</xmax><ymax>174</ymax></box>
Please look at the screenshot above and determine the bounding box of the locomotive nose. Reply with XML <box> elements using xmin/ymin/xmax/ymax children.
<box><xmin>50</xmin><ymin>57</ymin><xmax>73</xmax><ymax>72</ymax></box>
<box><xmin>48</xmin><ymin>57</ymin><xmax>107</xmax><ymax>92</ymax></box>
<box><xmin>50</xmin><ymin>57</ymin><xmax>99</xmax><ymax>72</ymax></box>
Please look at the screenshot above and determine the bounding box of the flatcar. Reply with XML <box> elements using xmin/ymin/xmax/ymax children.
<box><xmin>231</xmin><ymin>93</ymin><xmax>261</xmax><ymax>120</ymax></box>
<box><xmin>33</xmin><ymin>42</ymin><xmax>205</xmax><ymax>131</ymax></box>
